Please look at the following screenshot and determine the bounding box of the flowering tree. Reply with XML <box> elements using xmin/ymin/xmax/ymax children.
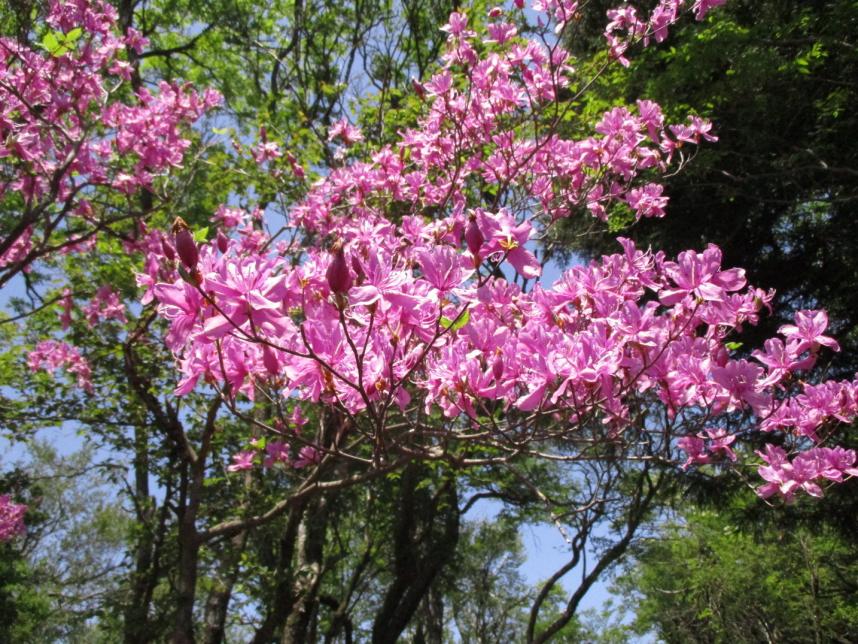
<box><xmin>3</xmin><ymin>0</ymin><xmax>858</xmax><ymax>641</ymax></box>
<box><xmin>0</xmin><ymin>0</ymin><xmax>220</xmax><ymax>286</ymax></box>
<box><xmin>0</xmin><ymin>0</ymin><xmax>221</xmax><ymax>578</ymax></box>
<box><xmin>152</xmin><ymin>0</ymin><xmax>857</xmax><ymax>519</ymax></box>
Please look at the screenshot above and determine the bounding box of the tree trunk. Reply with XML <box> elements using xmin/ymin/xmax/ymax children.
<box><xmin>281</xmin><ymin>493</ymin><xmax>330</xmax><ymax>643</ymax></box>
<box><xmin>201</xmin><ymin>526</ymin><xmax>248</xmax><ymax>644</ymax></box>
<box><xmin>172</xmin><ymin>461</ymin><xmax>202</xmax><ymax>644</ymax></box>
<box><xmin>372</xmin><ymin>467</ymin><xmax>459</xmax><ymax>644</ymax></box>
<box><xmin>251</xmin><ymin>503</ymin><xmax>307</xmax><ymax>644</ymax></box>
<box><xmin>123</xmin><ymin>425</ymin><xmax>157</xmax><ymax>643</ymax></box>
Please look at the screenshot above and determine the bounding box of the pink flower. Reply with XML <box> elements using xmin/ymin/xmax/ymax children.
<box><xmin>213</xmin><ymin>206</ymin><xmax>249</xmax><ymax>229</ymax></box>
<box><xmin>227</xmin><ymin>450</ymin><xmax>256</xmax><ymax>472</ymax></box>
<box><xmin>756</xmin><ymin>444</ymin><xmax>858</xmax><ymax>502</ymax></box>
<box><xmin>263</xmin><ymin>441</ymin><xmax>290</xmax><ymax>468</ymax></box>
<box><xmin>702</xmin><ymin>428</ymin><xmax>737</xmax><ymax>462</ymax></box>
<box><xmin>328</xmin><ymin>119</ymin><xmax>364</xmax><ymax>146</ymax></box>
<box><xmin>253</xmin><ymin>141</ymin><xmax>281</xmax><ymax>164</ymax></box>
<box><xmin>293</xmin><ymin>446</ymin><xmax>322</xmax><ymax>469</ymax></box>
<box><xmin>59</xmin><ymin>288</ymin><xmax>74</xmax><ymax>330</ymax></box>
<box><xmin>201</xmin><ymin>256</ymin><xmax>292</xmax><ymax>340</ymax></box>
<box><xmin>0</xmin><ymin>226</ymin><xmax>33</xmax><ymax>268</ymax></box>
<box><xmin>678</xmin><ymin>435</ymin><xmax>709</xmax><ymax>469</ymax></box>
<box><xmin>0</xmin><ymin>496</ymin><xmax>26</xmax><ymax>542</ymax></box>
<box><xmin>752</xmin><ymin>338</ymin><xmax>814</xmax><ymax>386</ymax></box>
<box><xmin>83</xmin><ymin>285</ymin><xmax>127</xmax><ymax>327</ymax></box>
<box><xmin>441</xmin><ymin>12</ymin><xmax>472</xmax><ymax>38</ymax></box>
<box><xmin>659</xmin><ymin>245</ymin><xmax>746</xmax><ymax>306</ymax></box>
<box><xmin>124</xmin><ymin>27</ymin><xmax>149</xmax><ymax>54</ymax></box>
<box><xmin>476</xmin><ymin>209</ymin><xmax>541</xmax><ymax>279</ymax></box>
<box><xmin>417</xmin><ymin>247</ymin><xmax>473</xmax><ymax>293</ymax></box>
<box><xmin>626</xmin><ymin>183</ymin><xmax>668</xmax><ymax>219</ymax></box>
<box><xmin>485</xmin><ymin>22</ymin><xmax>517</xmax><ymax>44</ymax></box>
<box><xmin>778</xmin><ymin>310</ymin><xmax>840</xmax><ymax>354</ymax></box>
<box><xmin>153</xmin><ymin>281</ymin><xmax>203</xmax><ymax>349</ymax></box>
<box><xmin>28</xmin><ymin>340</ymin><xmax>93</xmax><ymax>393</ymax></box>
<box><xmin>693</xmin><ymin>0</ymin><xmax>727</xmax><ymax>20</ymax></box>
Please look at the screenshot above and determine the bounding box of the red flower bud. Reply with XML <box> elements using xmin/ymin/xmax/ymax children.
<box><xmin>465</xmin><ymin>217</ymin><xmax>484</xmax><ymax>259</ymax></box>
<box><xmin>161</xmin><ymin>237</ymin><xmax>176</xmax><ymax>261</ymax></box>
<box><xmin>262</xmin><ymin>345</ymin><xmax>279</xmax><ymax>375</ymax></box>
<box><xmin>217</xmin><ymin>229</ymin><xmax>229</xmax><ymax>254</ymax></box>
<box><xmin>172</xmin><ymin>217</ymin><xmax>199</xmax><ymax>270</ymax></box>
<box><xmin>492</xmin><ymin>355</ymin><xmax>504</xmax><ymax>381</ymax></box>
<box><xmin>326</xmin><ymin>243</ymin><xmax>352</xmax><ymax>295</ymax></box>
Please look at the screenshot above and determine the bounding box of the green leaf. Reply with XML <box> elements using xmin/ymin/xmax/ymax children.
<box><xmin>440</xmin><ymin>309</ymin><xmax>469</xmax><ymax>331</ymax></box>
<box><xmin>725</xmin><ymin>341</ymin><xmax>743</xmax><ymax>351</ymax></box>
<box><xmin>40</xmin><ymin>32</ymin><xmax>60</xmax><ymax>53</ymax></box>
<box><xmin>193</xmin><ymin>226</ymin><xmax>209</xmax><ymax>242</ymax></box>
<box><xmin>40</xmin><ymin>30</ymin><xmax>73</xmax><ymax>56</ymax></box>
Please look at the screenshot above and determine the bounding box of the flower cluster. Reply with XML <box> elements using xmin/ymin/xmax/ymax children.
<box><xmin>138</xmin><ymin>3</ymin><xmax>858</xmax><ymax>501</ymax></box>
<box><xmin>757</xmin><ymin>445</ymin><xmax>858</xmax><ymax>502</ymax></box>
<box><xmin>27</xmin><ymin>339</ymin><xmax>94</xmax><ymax>393</ymax></box>
<box><xmin>0</xmin><ymin>495</ymin><xmax>26</xmax><ymax>542</ymax></box>
<box><xmin>604</xmin><ymin>0</ymin><xmax>728</xmax><ymax>66</ymax></box>
<box><xmin>0</xmin><ymin>0</ymin><xmax>220</xmax><ymax>275</ymax></box>
<box><xmin>83</xmin><ymin>285</ymin><xmax>127</xmax><ymax>327</ymax></box>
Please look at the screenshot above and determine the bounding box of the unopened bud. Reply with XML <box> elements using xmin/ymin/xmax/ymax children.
<box><xmin>411</xmin><ymin>77</ymin><xmax>426</xmax><ymax>100</ymax></box>
<box><xmin>217</xmin><ymin>229</ymin><xmax>229</xmax><ymax>254</ymax></box>
<box><xmin>326</xmin><ymin>242</ymin><xmax>352</xmax><ymax>295</ymax></box>
<box><xmin>172</xmin><ymin>217</ymin><xmax>199</xmax><ymax>270</ymax></box>
<box><xmin>465</xmin><ymin>217</ymin><xmax>484</xmax><ymax>259</ymax></box>
<box><xmin>161</xmin><ymin>237</ymin><xmax>176</xmax><ymax>261</ymax></box>
<box><xmin>262</xmin><ymin>345</ymin><xmax>279</xmax><ymax>375</ymax></box>
<box><xmin>492</xmin><ymin>355</ymin><xmax>504</xmax><ymax>381</ymax></box>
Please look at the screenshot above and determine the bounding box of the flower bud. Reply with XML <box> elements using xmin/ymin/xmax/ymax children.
<box><xmin>326</xmin><ymin>242</ymin><xmax>352</xmax><ymax>295</ymax></box>
<box><xmin>161</xmin><ymin>237</ymin><xmax>176</xmax><ymax>261</ymax></box>
<box><xmin>492</xmin><ymin>355</ymin><xmax>504</xmax><ymax>381</ymax></box>
<box><xmin>465</xmin><ymin>217</ymin><xmax>484</xmax><ymax>258</ymax></box>
<box><xmin>217</xmin><ymin>229</ymin><xmax>229</xmax><ymax>254</ymax></box>
<box><xmin>172</xmin><ymin>217</ymin><xmax>199</xmax><ymax>270</ymax></box>
<box><xmin>262</xmin><ymin>345</ymin><xmax>279</xmax><ymax>376</ymax></box>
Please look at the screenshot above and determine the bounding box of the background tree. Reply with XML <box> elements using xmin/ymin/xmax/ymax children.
<box><xmin>553</xmin><ymin>4</ymin><xmax>858</xmax><ymax>639</ymax></box>
<box><xmin>615</xmin><ymin>496</ymin><xmax>858</xmax><ymax>643</ymax></box>
<box><xmin>555</xmin><ymin>0</ymin><xmax>858</xmax><ymax>371</ymax></box>
<box><xmin>0</xmin><ymin>442</ymin><xmax>128</xmax><ymax>642</ymax></box>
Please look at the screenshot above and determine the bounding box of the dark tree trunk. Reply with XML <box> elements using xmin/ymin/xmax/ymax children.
<box><xmin>281</xmin><ymin>493</ymin><xmax>330</xmax><ymax>643</ymax></box>
<box><xmin>123</xmin><ymin>425</ymin><xmax>157</xmax><ymax>644</ymax></box>
<box><xmin>372</xmin><ymin>467</ymin><xmax>460</xmax><ymax>644</ymax></box>
<box><xmin>251</xmin><ymin>502</ymin><xmax>307</xmax><ymax>644</ymax></box>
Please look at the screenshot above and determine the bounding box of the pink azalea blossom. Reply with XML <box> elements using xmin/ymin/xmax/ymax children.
<box><xmin>778</xmin><ymin>309</ymin><xmax>840</xmax><ymax>354</ymax></box>
<box><xmin>227</xmin><ymin>451</ymin><xmax>256</xmax><ymax>472</ymax></box>
<box><xmin>0</xmin><ymin>496</ymin><xmax>26</xmax><ymax>542</ymax></box>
